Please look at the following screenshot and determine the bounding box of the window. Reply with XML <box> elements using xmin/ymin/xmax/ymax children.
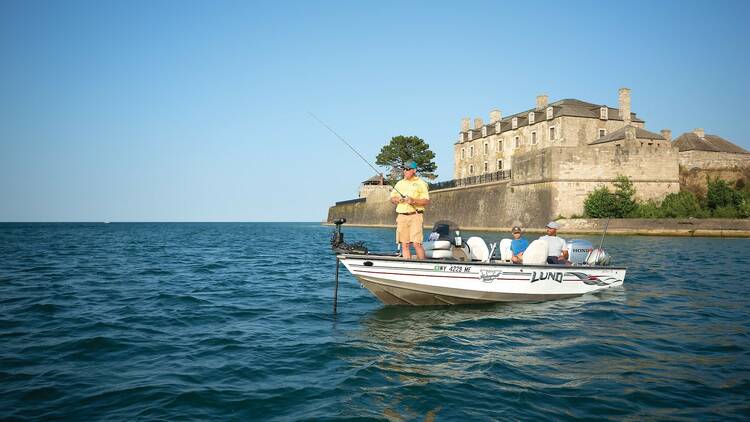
<box><xmin>469</xmin><ymin>145</ymin><xmax>474</xmax><ymax>158</ymax></box>
<box><xmin>484</xmin><ymin>142</ymin><xmax>488</xmax><ymax>155</ymax></box>
<box><xmin>599</xmin><ymin>129</ymin><xmax>606</xmax><ymax>138</ymax></box>
<box><xmin>482</xmin><ymin>127</ymin><xmax>487</xmax><ymax>137</ymax></box>
<box><xmin>468</xmin><ymin>131</ymin><xmax>473</xmax><ymax>141</ymax></box>
<box><xmin>469</xmin><ymin>164</ymin><xmax>474</xmax><ymax>174</ymax></box>
<box><xmin>531</xmin><ymin>131</ymin><xmax>537</xmax><ymax>145</ymax></box>
<box><xmin>483</xmin><ymin>161</ymin><xmax>488</xmax><ymax>173</ymax></box>
<box><xmin>549</xmin><ymin>126</ymin><xmax>555</xmax><ymax>141</ymax></box>
<box><xmin>461</xmin><ymin>148</ymin><xmax>465</xmax><ymax>160</ymax></box>
<box><xmin>600</xmin><ymin>107</ymin><xmax>608</xmax><ymax>120</ymax></box>
<box><xmin>460</xmin><ymin>133</ymin><xmax>465</xmax><ymax>142</ymax></box>
<box><xmin>497</xmin><ymin>159</ymin><xmax>503</xmax><ymax>170</ymax></box>
<box><xmin>514</xmin><ymin>136</ymin><xmax>520</xmax><ymax>148</ymax></box>
<box><xmin>528</xmin><ymin>112</ymin><xmax>535</xmax><ymax>125</ymax></box>
<box><xmin>512</xmin><ymin>117</ymin><xmax>518</xmax><ymax>129</ymax></box>
<box><xmin>546</xmin><ymin>106</ymin><xmax>553</xmax><ymax>120</ymax></box>
<box><xmin>497</xmin><ymin>139</ymin><xmax>503</xmax><ymax>150</ymax></box>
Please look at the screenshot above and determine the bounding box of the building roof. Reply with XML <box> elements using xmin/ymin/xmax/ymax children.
<box><xmin>458</xmin><ymin>98</ymin><xmax>644</xmax><ymax>143</ymax></box>
<box><xmin>672</xmin><ymin>132</ymin><xmax>749</xmax><ymax>154</ymax></box>
<box><xmin>361</xmin><ymin>174</ymin><xmax>385</xmax><ymax>184</ymax></box>
<box><xmin>589</xmin><ymin>125</ymin><xmax>665</xmax><ymax>145</ymax></box>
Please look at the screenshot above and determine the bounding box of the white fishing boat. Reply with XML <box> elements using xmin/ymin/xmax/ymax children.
<box><xmin>332</xmin><ymin>219</ymin><xmax>625</xmax><ymax>306</ymax></box>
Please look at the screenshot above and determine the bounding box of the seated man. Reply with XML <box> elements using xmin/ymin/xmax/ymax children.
<box><xmin>539</xmin><ymin>221</ymin><xmax>570</xmax><ymax>265</ymax></box>
<box><xmin>510</xmin><ymin>226</ymin><xmax>528</xmax><ymax>264</ymax></box>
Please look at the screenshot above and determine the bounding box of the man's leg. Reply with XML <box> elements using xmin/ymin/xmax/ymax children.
<box><xmin>414</xmin><ymin>242</ymin><xmax>426</xmax><ymax>260</ymax></box>
<box><xmin>401</xmin><ymin>242</ymin><xmax>412</xmax><ymax>259</ymax></box>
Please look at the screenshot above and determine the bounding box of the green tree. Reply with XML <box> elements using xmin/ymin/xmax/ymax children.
<box><xmin>584</xmin><ymin>186</ymin><xmax>618</xmax><ymax>217</ymax></box>
<box><xmin>613</xmin><ymin>175</ymin><xmax>637</xmax><ymax>217</ymax></box>
<box><xmin>376</xmin><ymin>135</ymin><xmax>438</xmax><ymax>180</ymax></box>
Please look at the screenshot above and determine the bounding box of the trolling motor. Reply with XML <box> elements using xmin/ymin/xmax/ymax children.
<box><xmin>330</xmin><ymin>218</ymin><xmax>368</xmax><ymax>254</ymax></box>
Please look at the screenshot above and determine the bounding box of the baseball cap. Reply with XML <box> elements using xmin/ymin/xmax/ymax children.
<box><xmin>511</xmin><ymin>226</ymin><xmax>522</xmax><ymax>233</ymax></box>
<box><xmin>405</xmin><ymin>160</ymin><xmax>418</xmax><ymax>170</ymax></box>
<box><xmin>546</xmin><ymin>221</ymin><xmax>560</xmax><ymax>229</ymax></box>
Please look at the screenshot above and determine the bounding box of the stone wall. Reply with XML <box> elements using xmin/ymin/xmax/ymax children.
<box><xmin>678</xmin><ymin>151</ymin><xmax>750</xmax><ymax>195</ymax></box>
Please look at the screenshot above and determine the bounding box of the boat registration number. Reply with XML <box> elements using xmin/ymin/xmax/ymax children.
<box><xmin>434</xmin><ymin>265</ymin><xmax>472</xmax><ymax>273</ymax></box>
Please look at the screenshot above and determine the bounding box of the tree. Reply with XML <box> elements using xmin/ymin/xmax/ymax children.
<box><xmin>583</xmin><ymin>186</ymin><xmax>618</xmax><ymax>217</ymax></box>
<box><xmin>375</xmin><ymin>135</ymin><xmax>438</xmax><ymax>180</ymax></box>
<box><xmin>612</xmin><ymin>175</ymin><xmax>637</xmax><ymax>217</ymax></box>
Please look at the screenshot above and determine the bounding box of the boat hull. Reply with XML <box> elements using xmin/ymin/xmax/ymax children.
<box><xmin>338</xmin><ymin>254</ymin><xmax>625</xmax><ymax>306</ymax></box>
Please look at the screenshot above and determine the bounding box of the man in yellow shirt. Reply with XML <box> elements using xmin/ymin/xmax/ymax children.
<box><xmin>389</xmin><ymin>160</ymin><xmax>430</xmax><ymax>259</ymax></box>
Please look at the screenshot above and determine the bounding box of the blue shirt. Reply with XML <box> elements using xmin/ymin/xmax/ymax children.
<box><xmin>511</xmin><ymin>238</ymin><xmax>529</xmax><ymax>256</ymax></box>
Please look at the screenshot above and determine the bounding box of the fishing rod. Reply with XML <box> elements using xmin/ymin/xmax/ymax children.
<box><xmin>308</xmin><ymin>112</ymin><xmax>406</xmax><ymax>198</ymax></box>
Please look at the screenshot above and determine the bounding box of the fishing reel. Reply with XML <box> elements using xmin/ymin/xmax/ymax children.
<box><xmin>330</xmin><ymin>218</ymin><xmax>368</xmax><ymax>254</ymax></box>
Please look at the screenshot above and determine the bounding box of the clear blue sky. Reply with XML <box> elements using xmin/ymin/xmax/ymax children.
<box><xmin>1</xmin><ymin>0</ymin><xmax>748</xmax><ymax>222</ymax></box>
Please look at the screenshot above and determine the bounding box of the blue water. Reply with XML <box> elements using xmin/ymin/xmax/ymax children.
<box><xmin>1</xmin><ymin>223</ymin><xmax>749</xmax><ymax>420</ymax></box>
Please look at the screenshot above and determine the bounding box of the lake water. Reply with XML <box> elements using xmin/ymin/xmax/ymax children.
<box><xmin>1</xmin><ymin>223</ymin><xmax>749</xmax><ymax>420</ymax></box>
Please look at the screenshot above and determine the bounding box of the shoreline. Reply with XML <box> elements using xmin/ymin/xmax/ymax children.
<box><xmin>322</xmin><ymin>218</ymin><xmax>750</xmax><ymax>238</ymax></box>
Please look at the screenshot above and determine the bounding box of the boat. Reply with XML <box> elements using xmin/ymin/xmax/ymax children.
<box><xmin>331</xmin><ymin>219</ymin><xmax>625</xmax><ymax>306</ymax></box>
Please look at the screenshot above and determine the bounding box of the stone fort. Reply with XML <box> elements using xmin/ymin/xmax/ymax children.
<box><xmin>329</xmin><ymin>88</ymin><xmax>749</xmax><ymax>229</ymax></box>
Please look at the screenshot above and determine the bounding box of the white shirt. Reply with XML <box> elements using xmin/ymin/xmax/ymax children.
<box><xmin>539</xmin><ymin>235</ymin><xmax>567</xmax><ymax>257</ymax></box>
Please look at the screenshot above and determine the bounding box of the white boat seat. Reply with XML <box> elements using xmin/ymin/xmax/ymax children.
<box><xmin>425</xmin><ymin>249</ymin><xmax>453</xmax><ymax>259</ymax></box>
<box><xmin>499</xmin><ymin>238</ymin><xmax>513</xmax><ymax>262</ymax></box>
<box><xmin>423</xmin><ymin>240</ymin><xmax>452</xmax><ymax>251</ymax></box>
<box><xmin>466</xmin><ymin>236</ymin><xmax>490</xmax><ymax>261</ymax></box>
<box><xmin>522</xmin><ymin>239</ymin><xmax>548</xmax><ymax>265</ymax></box>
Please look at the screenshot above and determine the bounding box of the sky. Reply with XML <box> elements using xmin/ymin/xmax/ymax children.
<box><xmin>1</xmin><ymin>0</ymin><xmax>748</xmax><ymax>222</ymax></box>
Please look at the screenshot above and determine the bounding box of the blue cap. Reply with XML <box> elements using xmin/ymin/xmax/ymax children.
<box><xmin>406</xmin><ymin>160</ymin><xmax>417</xmax><ymax>169</ymax></box>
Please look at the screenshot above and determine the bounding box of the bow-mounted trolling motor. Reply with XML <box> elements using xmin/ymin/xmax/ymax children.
<box><xmin>330</xmin><ymin>218</ymin><xmax>368</xmax><ymax>254</ymax></box>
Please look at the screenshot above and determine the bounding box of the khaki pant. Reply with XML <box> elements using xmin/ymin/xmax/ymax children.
<box><xmin>396</xmin><ymin>213</ymin><xmax>424</xmax><ymax>244</ymax></box>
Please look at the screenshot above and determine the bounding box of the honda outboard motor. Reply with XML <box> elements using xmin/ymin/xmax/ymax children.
<box><xmin>567</xmin><ymin>239</ymin><xmax>594</xmax><ymax>265</ymax></box>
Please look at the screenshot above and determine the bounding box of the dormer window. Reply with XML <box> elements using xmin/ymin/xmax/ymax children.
<box><xmin>460</xmin><ymin>133</ymin><xmax>465</xmax><ymax>142</ymax></box>
<box><xmin>495</xmin><ymin>123</ymin><xmax>501</xmax><ymax>133</ymax></box>
<box><xmin>600</xmin><ymin>106</ymin><xmax>608</xmax><ymax>120</ymax></box>
<box><xmin>468</xmin><ymin>131</ymin><xmax>473</xmax><ymax>141</ymax></box>
<box><xmin>546</xmin><ymin>106</ymin><xmax>553</xmax><ymax>120</ymax></box>
<box><xmin>512</xmin><ymin>117</ymin><xmax>518</xmax><ymax>129</ymax></box>
<box><xmin>528</xmin><ymin>112</ymin><xmax>535</xmax><ymax>125</ymax></box>
<box><xmin>482</xmin><ymin>127</ymin><xmax>487</xmax><ymax>137</ymax></box>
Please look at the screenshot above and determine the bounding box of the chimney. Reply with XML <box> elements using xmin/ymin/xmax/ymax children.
<box><xmin>461</xmin><ymin>118</ymin><xmax>470</xmax><ymax>132</ymax></box>
<box><xmin>618</xmin><ymin>88</ymin><xmax>631</xmax><ymax>124</ymax></box>
<box><xmin>474</xmin><ymin>118</ymin><xmax>484</xmax><ymax>130</ymax></box>
<box><xmin>489</xmin><ymin>109</ymin><xmax>502</xmax><ymax>124</ymax></box>
<box><xmin>661</xmin><ymin>129</ymin><xmax>672</xmax><ymax>142</ymax></box>
<box><xmin>693</xmin><ymin>128</ymin><xmax>705</xmax><ymax>138</ymax></box>
<box><xmin>536</xmin><ymin>94</ymin><xmax>548</xmax><ymax>110</ymax></box>
<box><xmin>625</xmin><ymin>126</ymin><xmax>636</xmax><ymax>140</ymax></box>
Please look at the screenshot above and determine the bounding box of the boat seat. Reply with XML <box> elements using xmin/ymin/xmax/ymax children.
<box><xmin>522</xmin><ymin>239</ymin><xmax>548</xmax><ymax>265</ymax></box>
<box><xmin>499</xmin><ymin>238</ymin><xmax>513</xmax><ymax>262</ymax></box>
<box><xmin>466</xmin><ymin>236</ymin><xmax>490</xmax><ymax>261</ymax></box>
<box><xmin>423</xmin><ymin>240</ymin><xmax>452</xmax><ymax>251</ymax></box>
<box><xmin>425</xmin><ymin>249</ymin><xmax>453</xmax><ymax>259</ymax></box>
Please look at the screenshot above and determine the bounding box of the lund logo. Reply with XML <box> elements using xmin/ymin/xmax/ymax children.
<box><xmin>530</xmin><ymin>271</ymin><xmax>564</xmax><ymax>283</ymax></box>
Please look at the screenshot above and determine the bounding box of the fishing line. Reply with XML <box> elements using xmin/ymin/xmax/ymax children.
<box><xmin>308</xmin><ymin>112</ymin><xmax>405</xmax><ymax>198</ymax></box>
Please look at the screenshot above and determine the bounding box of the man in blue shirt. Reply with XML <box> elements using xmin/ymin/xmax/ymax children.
<box><xmin>510</xmin><ymin>226</ymin><xmax>529</xmax><ymax>264</ymax></box>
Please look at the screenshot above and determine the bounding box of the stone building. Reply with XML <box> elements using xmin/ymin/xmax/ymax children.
<box><xmin>453</xmin><ymin>88</ymin><xmax>676</xmax><ymax>178</ymax></box>
<box><xmin>673</xmin><ymin>128</ymin><xmax>750</xmax><ymax>193</ymax></box>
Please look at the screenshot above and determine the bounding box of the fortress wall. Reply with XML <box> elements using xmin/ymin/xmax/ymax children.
<box><xmin>679</xmin><ymin>151</ymin><xmax>750</xmax><ymax>170</ymax></box>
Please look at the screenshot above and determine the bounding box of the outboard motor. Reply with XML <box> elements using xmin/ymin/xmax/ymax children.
<box><xmin>430</xmin><ymin>220</ymin><xmax>459</xmax><ymax>241</ymax></box>
<box><xmin>567</xmin><ymin>239</ymin><xmax>594</xmax><ymax>265</ymax></box>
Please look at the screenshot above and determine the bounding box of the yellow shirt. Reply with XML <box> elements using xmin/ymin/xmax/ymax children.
<box><xmin>391</xmin><ymin>176</ymin><xmax>430</xmax><ymax>213</ymax></box>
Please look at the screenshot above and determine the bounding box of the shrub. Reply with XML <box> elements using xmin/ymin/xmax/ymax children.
<box><xmin>633</xmin><ymin>200</ymin><xmax>663</xmax><ymax>218</ymax></box>
<box><xmin>712</xmin><ymin>206</ymin><xmax>739</xmax><ymax>218</ymax></box>
<box><xmin>660</xmin><ymin>191</ymin><xmax>703</xmax><ymax>218</ymax></box>
<box><xmin>584</xmin><ymin>186</ymin><xmax>618</xmax><ymax>217</ymax></box>
<box><xmin>613</xmin><ymin>176</ymin><xmax>637</xmax><ymax>217</ymax></box>
<box><xmin>706</xmin><ymin>177</ymin><xmax>742</xmax><ymax>210</ymax></box>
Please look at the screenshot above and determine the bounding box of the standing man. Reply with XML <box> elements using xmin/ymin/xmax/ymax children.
<box><xmin>390</xmin><ymin>160</ymin><xmax>430</xmax><ymax>259</ymax></box>
<box><xmin>539</xmin><ymin>221</ymin><xmax>569</xmax><ymax>265</ymax></box>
